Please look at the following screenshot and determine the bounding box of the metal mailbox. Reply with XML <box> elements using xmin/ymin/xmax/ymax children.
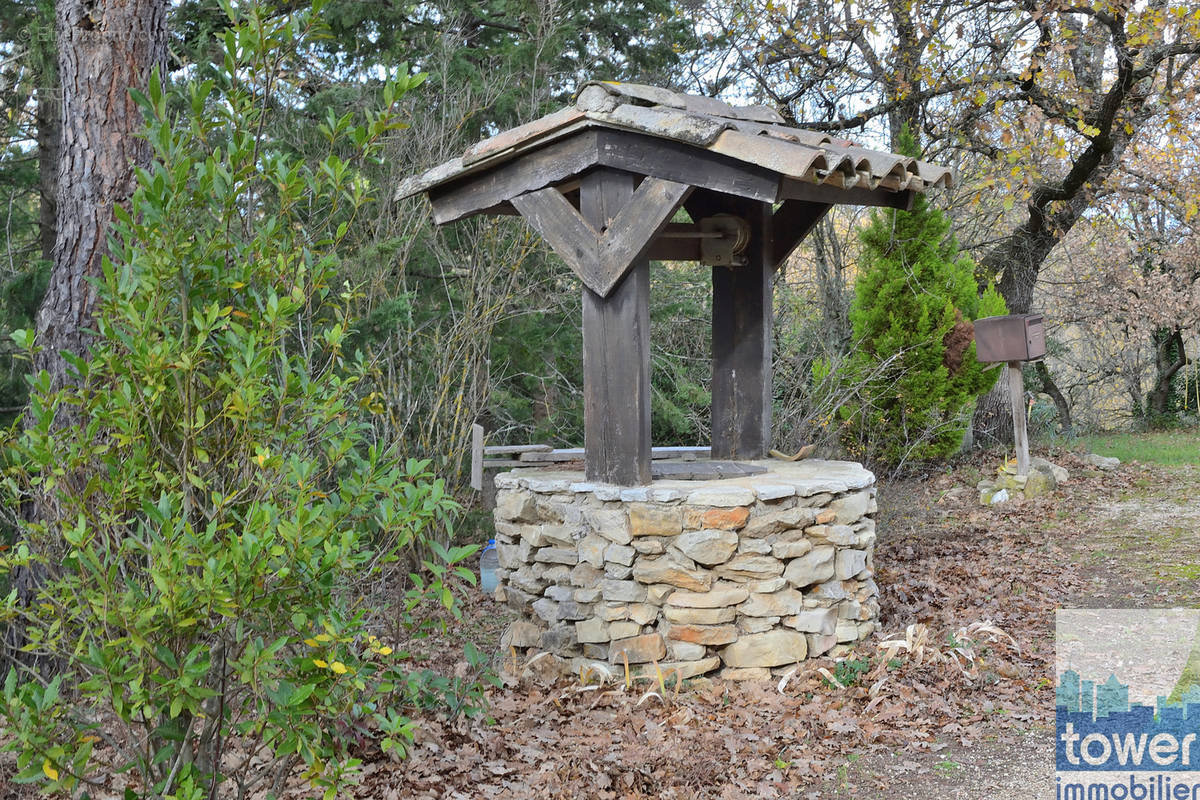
<box><xmin>974</xmin><ymin>314</ymin><xmax>1046</xmax><ymax>363</ymax></box>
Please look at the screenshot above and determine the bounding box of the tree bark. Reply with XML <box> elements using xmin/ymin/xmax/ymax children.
<box><xmin>1147</xmin><ymin>328</ymin><xmax>1187</xmax><ymax>420</ymax></box>
<box><xmin>11</xmin><ymin>0</ymin><xmax>168</xmax><ymax>627</ymax></box>
<box><xmin>33</xmin><ymin>0</ymin><xmax>168</xmax><ymax>399</ymax></box>
<box><xmin>1034</xmin><ymin>360</ymin><xmax>1072</xmax><ymax>437</ymax></box>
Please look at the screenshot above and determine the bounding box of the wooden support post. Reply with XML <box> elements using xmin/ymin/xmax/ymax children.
<box><xmin>581</xmin><ymin>169</ymin><xmax>651</xmax><ymax>485</ymax></box>
<box><xmin>1008</xmin><ymin>361</ymin><xmax>1030</xmax><ymax>476</ymax></box>
<box><xmin>711</xmin><ymin>200</ymin><xmax>773</xmax><ymax>460</ymax></box>
<box><xmin>470</xmin><ymin>423</ymin><xmax>484</xmax><ymax>491</ymax></box>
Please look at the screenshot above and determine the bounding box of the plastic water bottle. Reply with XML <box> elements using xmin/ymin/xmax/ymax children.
<box><xmin>479</xmin><ymin>538</ymin><xmax>499</xmax><ymax>595</ymax></box>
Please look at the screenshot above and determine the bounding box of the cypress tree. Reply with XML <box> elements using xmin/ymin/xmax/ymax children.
<box><xmin>839</xmin><ymin>126</ymin><xmax>1005</xmax><ymax>466</ymax></box>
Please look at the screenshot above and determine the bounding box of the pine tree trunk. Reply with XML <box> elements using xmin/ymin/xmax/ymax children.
<box><xmin>32</xmin><ymin>0</ymin><xmax>167</xmax><ymax>401</ymax></box>
<box><xmin>12</xmin><ymin>0</ymin><xmax>167</xmax><ymax>622</ymax></box>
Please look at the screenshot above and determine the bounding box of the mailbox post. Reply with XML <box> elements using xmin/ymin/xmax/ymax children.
<box><xmin>974</xmin><ymin>314</ymin><xmax>1046</xmax><ymax>476</ymax></box>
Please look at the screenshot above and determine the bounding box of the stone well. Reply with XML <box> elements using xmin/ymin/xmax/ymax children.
<box><xmin>492</xmin><ymin>460</ymin><xmax>879</xmax><ymax>681</ymax></box>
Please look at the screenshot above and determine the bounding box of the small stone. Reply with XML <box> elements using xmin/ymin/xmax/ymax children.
<box><xmin>608</xmin><ymin>621</ymin><xmax>641</xmax><ymax>640</ymax></box>
<box><xmin>540</xmin><ymin>625</ymin><xmax>578</xmax><ymax>653</ymax></box>
<box><xmin>633</xmin><ymin>555</ymin><xmax>712</xmax><ymax>591</ymax></box>
<box><xmin>795</xmin><ymin>492</ymin><xmax>834</xmax><ymax>507</ymax></box>
<box><xmin>649</xmin><ymin>487</ymin><xmax>684</xmax><ymax>502</ymax></box>
<box><xmin>1031</xmin><ymin>457</ymin><xmax>1069</xmax><ymax>483</ymax></box>
<box><xmin>828</xmin><ymin>489</ymin><xmax>875</xmax><ymax>524</ymax></box>
<box><xmin>806</xmin><ymin>633</ymin><xmax>837</xmax><ymax>658</ymax></box>
<box><xmin>543</xmin><ymin>565</ymin><xmax>572</xmax><ymax>584</ymax></box>
<box><xmin>646</xmin><ymin>584</ymin><xmax>675</xmax><ymax>605</ymax></box>
<box><xmin>667</xmin><ymin>586</ymin><xmax>749</xmax><ymax>608</ymax></box>
<box><xmin>628</xmin><ymin>603</ymin><xmax>658</xmax><ymax>625</ymax></box>
<box><xmin>737</xmin><ymin>615</ymin><xmax>778</xmax><ymax>634</ymax></box>
<box><xmin>545</xmin><ymin>585</ymin><xmax>574</xmax><ymax>602</ymax></box>
<box><xmin>518</xmin><ymin>525</ymin><xmax>548</xmax><ymax>548</ymax></box>
<box><xmin>539</xmin><ymin>525</ymin><xmax>577</xmax><ymax>547</ymax></box>
<box><xmin>495</xmin><ymin>491</ymin><xmax>537</xmax><ymax>522</ymax></box>
<box><xmin>675</xmin><ymin>529</ymin><xmax>738</xmax><ymax>565</ymax></box>
<box><xmin>632</xmin><ymin>538</ymin><xmax>666</xmax><ymax>555</ymax></box>
<box><xmin>668</xmin><ymin>624</ymin><xmax>739</xmax><ymax>645</ymax></box>
<box><xmin>738</xmin><ymin>588</ymin><xmax>805</xmax><ymax>617</ymax></box>
<box><xmin>635</xmin><ymin>657</ymin><xmax>720</xmax><ymax>680</ymax></box>
<box><xmin>784</xmin><ymin>607</ymin><xmax>838</xmax><ymax>635</ymax></box>
<box><xmin>754</xmin><ymin>484</ymin><xmax>797</xmax><ymax>501</ymax></box>
<box><xmin>499</xmin><ymin>585</ymin><xmax>537</xmax><ymax>613</ymax></box>
<box><xmin>619</xmin><ymin>487</ymin><xmax>651</xmax><ymax>502</ymax></box>
<box><xmin>686</xmin><ymin>486</ymin><xmax>757</xmax><ymax>507</ymax></box>
<box><xmin>601</xmin><ymin>579</ymin><xmax>647</xmax><ymax>603</ymax></box>
<box><xmin>571</xmin><ymin>563</ymin><xmax>604</xmax><ymax>587</ymax></box>
<box><xmin>495</xmin><ymin>543</ymin><xmax>525</xmax><ymax>570</ymax></box>
<box><xmin>574</xmin><ymin>587</ymin><xmax>602</xmax><ymax>603</ymax></box>
<box><xmin>835</xmin><ymin>619</ymin><xmax>859</xmax><ymax>642</ymax></box>
<box><xmin>815</xmin><ymin>510</ymin><xmax>837</xmax><ymax>524</ymax></box>
<box><xmin>586</xmin><ymin>508</ymin><xmax>632</xmax><ymax>544</ymax></box>
<box><xmin>670</xmin><ymin>641</ymin><xmax>708</xmax><ymax>661</ymax></box>
<box><xmin>720</xmin><ymin>667</ymin><xmax>772</xmax><ymax>681</ymax></box>
<box><xmin>783</xmin><ymin>546</ymin><xmax>835</xmax><ymax>588</ymax></box>
<box><xmin>1084</xmin><ymin>453</ymin><xmax>1120</xmax><ymax>471</ymax></box>
<box><xmin>609</xmin><ymin>633</ymin><xmax>666</xmax><ymax>664</ymax></box>
<box><xmin>838</xmin><ymin>599</ymin><xmax>862</xmax><ymax>619</ymax></box>
<box><xmin>808</xmin><ymin>579</ymin><xmax>849</xmax><ymax>602</ymax></box>
<box><xmin>600</xmin><ymin>604</ymin><xmax>628</xmax><ymax>621</ymax></box>
<box><xmin>629</xmin><ymin>504</ymin><xmax>683</xmax><ymax>536</ymax></box>
<box><xmin>700</xmin><ymin>507</ymin><xmax>750</xmax><ymax>530</ymax></box>
<box><xmin>771</xmin><ymin>539</ymin><xmax>813</xmax><ymax>559</ymax></box>
<box><xmin>557</xmin><ymin>600</ymin><xmax>592</xmax><ymax>621</ymax></box>
<box><xmin>575</xmin><ymin>618</ymin><xmax>610</xmax><ymax>643</ymax></box>
<box><xmin>720</xmin><ymin>630</ymin><xmax>808</xmax><ymax>668</ymax></box>
<box><xmin>1023</xmin><ymin>468</ymin><xmax>1056</xmax><ymax>497</ymax></box>
<box><xmin>835</xmin><ymin>549</ymin><xmax>868</xmax><ymax>580</ymax></box>
<box><xmin>743</xmin><ymin>577</ymin><xmax>786</xmax><ymax>593</ymax></box>
<box><xmin>535</xmin><ymin>547</ymin><xmax>579</xmax><ymax>566</ymax></box>
<box><xmin>665</xmin><ymin>606</ymin><xmax>737</xmax><ymax>625</ymax></box>
<box><xmin>805</xmin><ymin>524</ymin><xmax>858</xmax><ymax>546</ymax></box>
<box><xmin>532</xmin><ymin>597</ymin><xmax>559</xmax><ymax>623</ymax></box>
<box><xmin>737</xmin><ymin>538</ymin><xmax>772</xmax><ymax>555</ymax></box>
<box><xmin>742</xmin><ymin>507</ymin><xmax>820</xmax><ymax>538</ymax></box>
<box><xmin>578</xmin><ymin>535</ymin><xmax>607</xmax><ymax>568</ymax></box>
<box><xmin>604</xmin><ymin>563</ymin><xmax>633</xmax><ymax>579</ymax></box>
<box><xmin>582</xmin><ymin>643</ymin><xmax>609</xmax><ymax>660</ymax></box>
<box><xmin>501</xmin><ymin>620</ymin><xmax>543</xmax><ymax>649</ymax></box>
<box><xmin>605</xmin><ymin>543</ymin><xmax>636</xmax><ymax>566</ymax></box>
<box><xmin>509</xmin><ymin>566</ymin><xmax>547</xmax><ymax>595</ymax></box>
<box><xmin>716</xmin><ymin>554</ymin><xmax>785</xmax><ymax>581</ymax></box>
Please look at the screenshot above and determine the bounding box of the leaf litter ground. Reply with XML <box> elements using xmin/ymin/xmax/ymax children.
<box><xmin>4</xmin><ymin>447</ymin><xmax>1194</xmax><ymax>799</ymax></box>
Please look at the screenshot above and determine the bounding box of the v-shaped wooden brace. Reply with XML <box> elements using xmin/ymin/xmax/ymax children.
<box><xmin>511</xmin><ymin>178</ymin><xmax>693</xmax><ymax>297</ymax></box>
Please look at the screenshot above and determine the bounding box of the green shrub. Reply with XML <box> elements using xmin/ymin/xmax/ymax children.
<box><xmin>0</xmin><ymin>3</ymin><xmax>479</xmax><ymax>796</ymax></box>
<box><xmin>837</xmin><ymin>127</ymin><xmax>1005</xmax><ymax>467</ymax></box>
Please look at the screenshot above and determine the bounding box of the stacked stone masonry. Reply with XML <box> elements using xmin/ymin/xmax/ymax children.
<box><xmin>493</xmin><ymin>460</ymin><xmax>879</xmax><ymax>681</ymax></box>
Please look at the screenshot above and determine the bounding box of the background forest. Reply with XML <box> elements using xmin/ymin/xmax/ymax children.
<box><xmin>3</xmin><ymin>0</ymin><xmax>1199</xmax><ymax>495</ymax></box>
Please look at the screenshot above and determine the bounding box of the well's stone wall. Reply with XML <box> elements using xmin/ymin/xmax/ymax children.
<box><xmin>492</xmin><ymin>460</ymin><xmax>879</xmax><ymax>681</ymax></box>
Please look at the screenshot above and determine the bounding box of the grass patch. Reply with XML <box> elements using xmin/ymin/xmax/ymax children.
<box><xmin>1072</xmin><ymin>430</ymin><xmax>1200</xmax><ymax>466</ymax></box>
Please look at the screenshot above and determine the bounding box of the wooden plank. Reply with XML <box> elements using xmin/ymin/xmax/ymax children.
<box><xmin>511</xmin><ymin>187</ymin><xmax>604</xmax><ymax>289</ymax></box>
<box><xmin>582</xmin><ymin>169</ymin><xmax>652</xmax><ymax>485</ymax></box>
<box><xmin>512</xmin><ymin>177</ymin><xmax>691</xmax><ymax>296</ymax></box>
<box><xmin>594</xmin><ymin>177</ymin><xmax>692</xmax><ymax>295</ymax></box>
<box><xmin>518</xmin><ymin>445</ymin><xmax>712</xmax><ymax>462</ymax></box>
<box><xmin>483</xmin><ymin>444</ymin><xmax>553</xmax><ymax>455</ymax></box>
<box><xmin>597</xmin><ymin>129</ymin><xmax>780</xmax><ymax>204</ymax></box>
<box><xmin>471</xmin><ymin>423</ymin><xmax>484</xmax><ymax>491</ymax></box>
<box><xmin>771</xmin><ymin>200</ymin><xmax>832</xmax><ymax>270</ymax></box>
<box><xmin>778</xmin><ymin>177</ymin><xmax>915</xmax><ymax>210</ymax></box>
<box><xmin>1008</xmin><ymin>362</ymin><xmax>1030</xmax><ymax>476</ymax></box>
<box><xmin>428</xmin><ymin>131</ymin><xmax>600</xmax><ymax>224</ymax></box>
<box><xmin>481</xmin><ymin>459</ymin><xmax>523</xmax><ymax>468</ymax></box>
<box><xmin>711</xmin><ymin>199</ymin><xmax>773</xmax><ymax>461</ymax></box>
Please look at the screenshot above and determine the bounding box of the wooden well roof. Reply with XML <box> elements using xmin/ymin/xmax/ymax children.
<box><xmin>395</xmin><ymin>80</ymin><xmax>955</xmax><ymax>226</ymax></box>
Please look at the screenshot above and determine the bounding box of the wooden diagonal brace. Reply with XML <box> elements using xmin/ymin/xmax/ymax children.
<box><xmin>511</xmin><ymin>178</ymin><xmax>692</xmax><ymax>296</ymax></box>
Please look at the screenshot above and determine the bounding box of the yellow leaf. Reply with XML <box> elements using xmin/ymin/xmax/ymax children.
<box><xmin>313</xmin><ymin>658</ymin><xmax>329</xmax><ymax>668</ymax></box>
<box><xmin>315</xmin><ymin>633</ymin><xmax>332</xmax><ymax>642</ymax></box>
<box><xmin>330</xmin><ymin>661</ymin><xmax>349</xmax><ymax>674</ymax></box>
<box><xmin>43</xmin><ymin>760</ymin><xmax>58</xmax><ymax>782</ymax></box>
<box><xmin>304</xmin><ymin>638</ymin><xmax>319</xmax><ymax>647</ymax></box>
<box><xmin>378</xmin><ymin>646</ymin><xmax>393</xmax><ymax>656</ymax></box>
<box><xmin>253</xmin><ymin>453</ymin><xmax>266</xmax><ymax>467</ymax></box>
